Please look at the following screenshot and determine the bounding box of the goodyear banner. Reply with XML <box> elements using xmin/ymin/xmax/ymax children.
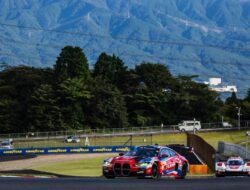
<box><xmin>0</xmin><ymin>146</ymin><xmax>133</xmax><ymax>156</ymax></box>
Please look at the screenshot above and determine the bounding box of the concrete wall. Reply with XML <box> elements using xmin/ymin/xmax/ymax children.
<box><xmin>218</xmin><ymin>141</ymin><xmax>250</xmax><ymax>159</ymax></box>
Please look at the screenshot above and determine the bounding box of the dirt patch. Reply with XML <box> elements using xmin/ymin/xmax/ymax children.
<box><xmin>0</xmin><ymin>153</ymin><xmax>116</xmax><ymax>171</ymax></box>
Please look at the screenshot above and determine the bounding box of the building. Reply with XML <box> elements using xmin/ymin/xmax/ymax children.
<box><xmin>205</xmin><ymin>78</ymin><xmax>237</xmax><ymax>93</ymax></box>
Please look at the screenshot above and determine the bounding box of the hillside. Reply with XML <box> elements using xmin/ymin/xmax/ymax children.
<box><xmin>0</xmin><ymin>0</ymin><xmax>250</xmax><ymax>96</ymax></box>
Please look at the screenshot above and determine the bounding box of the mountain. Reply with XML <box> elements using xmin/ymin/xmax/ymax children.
<box><xmin>0</xmin><ymin>0</ymin><xmax>250</xmax><ymax>97</ymax></box>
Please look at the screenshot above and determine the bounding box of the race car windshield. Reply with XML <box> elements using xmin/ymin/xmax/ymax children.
<box><xmin>125</xmin><ymin>147</ymin><xmax>157</xmax><ymax>157</ymax></box>
<box><xmin>227</xmin><ymin>160</ymin><xmax>244</xmax><ymax>165</ymax></box>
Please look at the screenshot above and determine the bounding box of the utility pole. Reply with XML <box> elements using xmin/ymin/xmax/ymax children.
<box><xmin>193</xmin><ymin>118</ymin><xmax>196</xmax><ymax>134</ymax></box>
<box><xmin>246</xmin><ymin>131</ymin><xmax>250</xmax><ymax>159</ymax></box>
<box><xmin>236</xmin><ymin>107</ymin><xmax>241</xmax><ymax>130</ymax></box>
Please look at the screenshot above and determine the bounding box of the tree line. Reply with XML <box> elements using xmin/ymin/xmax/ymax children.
<box><xmin>0</xmin><ymin>46</ymin><xmax>250</xmax><ymax>133</ymax></box>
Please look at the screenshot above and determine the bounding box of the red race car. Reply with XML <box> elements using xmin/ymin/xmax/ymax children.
<box><xmin>102</xmin><ymin>145</ymin><xmax>189</xmax><ymax>179</ymax></box>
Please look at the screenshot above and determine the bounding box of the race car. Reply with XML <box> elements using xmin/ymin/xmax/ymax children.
<box><xmin>215</xmin><ymin>156</ymin><xmax>250</xmax><ymax>177</ymax></box>
<box><xmin>102</xmin><ymin>145</ymin><xmax>189</xmax><ymax>179</ymax></box>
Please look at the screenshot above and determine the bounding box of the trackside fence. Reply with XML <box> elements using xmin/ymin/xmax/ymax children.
<box><xmin>0</xmin><ymin>146</ymin><xmax>133</xmax><ymax>156</ymax></box>
<box><xmin>1</xmin><ymin>120</ymin><xmax>250</xmax><ymax>141</ymax></box>
<box><xmin>218</xmin><ymin>141</ymin><xmax>250</xmax><ymax>160</ymax></box>
<box><xmin>187</xmin><ymin>133</ymin><xmax>216</xmax><ymax>171</ymax></box>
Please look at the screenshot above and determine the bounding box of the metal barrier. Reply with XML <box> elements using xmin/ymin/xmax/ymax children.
<box><xmin>0</xmin><ymin>146</ymin><xmax>133</xmax><ymax>156</ymax></box>
<box><xmin>0</xmin><ymin>133</ymin><xmax>185</xmax><ymax>149</ymax></box>
<box><xmin>1</xmin><ymin>121</ymin><xmax>250</xmax><ymax>141</ymax></box>
<box><xmin>187</xmin><ymin>133</ymin><xmax>216</xmax><ymax>171</ymax></box>
<box><xmin>218</xmin><ymin>141</ymin><xmax>250</xmax><ymax>160</ymax></box>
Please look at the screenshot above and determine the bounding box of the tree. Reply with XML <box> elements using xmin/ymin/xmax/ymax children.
<box><xmin>0</xmin><ymin>98</ymin><xmax>17</xmax><ymax>133</ymax></box>
<box><xmin>170</xmin><ymin>75</ymin><xmax>220</xmax><ymax>122</ymax></box>
<box><xmin>0</xmin><ymin>65</ymin><xmax>54</xmax><ymax>132</ymax></box>
<box><xmin>244</xmin><ymin>88</ymin><xmax>250</xmax><ymax>102</ymax></box>
<box><xmin>226</xmin><ymin>91</ymin><xmax>238</xmax><ymax>105</ymax></box>
<box><xmin>86</xmin><ymin>78</ymin><xmax>128</xmax><ymax>129</ymax></box>
<box><xmin>93</xmin><ymin>52</ymin><xmax>127</xmax><ymax>88</ymax></box>
<box><xmin>135</xmin><ymin>63</ymin><xmax>172</xmax><ymax>92</ymax></box>
<box><xmin>27</xmin><ymin>84</ymin><xmax>64</xmax><ymax>131</ymax></box>
<box><xmin>57</xmin><ymin>78</ymin><xmax>91</xmax><ymax>130</ymax></box>
<box><xmin>54</xmin><ymin>46</ymin><xmax>90</xmax><ymax>81</ymax></box>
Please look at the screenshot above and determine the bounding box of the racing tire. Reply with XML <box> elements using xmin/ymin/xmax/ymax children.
<box><xmin>215</xmin><ymin>172</ymin><xmax>225</xmax><ymax>177</ymax></box>
<box><xmin>181</xmin><ymin>129</ymin><xmax>186</xmax><ymax>133</ymax></box>
<box><xmin>177</xmin><ymin>163</ymin><xmax>187</xmax><ymax>179</ymax></box>
<box><xmin>103</xmin><ymin>171</ymin><xmax>115</xmax><ymax>179</ymax></box>
<box><xmin>151</xmin><ymin>163</ymin><xmax>161</xmax><ymax>179</ymax></box>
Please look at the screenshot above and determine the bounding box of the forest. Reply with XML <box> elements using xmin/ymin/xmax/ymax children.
<box><xmin>0</xmin><ymin>46</ymin><xmax>250</xmax><ymax>133</ymax></box>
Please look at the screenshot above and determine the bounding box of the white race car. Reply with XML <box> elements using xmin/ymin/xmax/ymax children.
<box><xmin>215</xmin><ymin>157</ymin><xmax>250</xmax><ymax>177</ymax></box>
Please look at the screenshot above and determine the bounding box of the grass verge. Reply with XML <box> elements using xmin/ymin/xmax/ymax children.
<box><xmin>197</xmin><ymin>130</ymin><xmax>249</xmax><ymax>149</ymax></box>
<box><xmin>31</xmin><ymin>155</ymin><xmax>111</xmax><ymax>177</ymax></box>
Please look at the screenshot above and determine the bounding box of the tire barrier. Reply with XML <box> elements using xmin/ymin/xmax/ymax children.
<box><xmin>0</xmin><ymin>146</ymin><xmax>133</xmax><ymax>156</ymax></box>
<box><xmin>189</xmin><ymin>165</ymin><xmax>208</xmax><ymax>174</ymax></box>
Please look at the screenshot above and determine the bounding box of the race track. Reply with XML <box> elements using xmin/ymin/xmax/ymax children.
<box><xmin>0</xmin><ymin>177</ymin><xmax>249</xmax><ymax>190</ymax></box>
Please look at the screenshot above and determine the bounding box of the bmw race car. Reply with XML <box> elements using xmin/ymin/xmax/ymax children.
<box><xmin>102</xmin><ymin>145</ymin><xmax>189</xmax><ymax>179</ymax></box>
<box><xmin>215</xmin><ymin>156</ymin><xmax>250</xmax><ymax>177</ymax></box>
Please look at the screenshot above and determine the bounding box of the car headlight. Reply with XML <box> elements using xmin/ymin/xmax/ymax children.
<box><xmin>139</xmin><ymin>162</ymin><xmax>152</xmax><ymax>167</ymax></box>
<box><xmin>103</xmin><ymin>159</ymin><xmax>112</xmax><ymax>167</ymax></box>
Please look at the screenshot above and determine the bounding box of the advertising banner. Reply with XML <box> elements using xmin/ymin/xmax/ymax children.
<box><xmin>0</xmin><ymin>146</ymin><xmax>133</xmax><ymax>156</ymax></box>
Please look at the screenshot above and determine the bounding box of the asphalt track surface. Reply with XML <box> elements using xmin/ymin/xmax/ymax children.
<box><xmin>0</xmin><ymin>177</ymin><xmax>250</xmax><ymax>190</ymax></box>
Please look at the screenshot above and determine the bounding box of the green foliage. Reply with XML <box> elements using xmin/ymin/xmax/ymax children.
<box><xmin>0</xmin><ymin>46</ymin><xmax>248</xmax><ymax>133</ymax></box>
<box><xmin>87</xmin><ymin>78</ymin><xmax>128</xmax><ymax>129</ymax></box>
<box><xmin>54</xmin><ymin>46</ymin><xmax>90</xmax><ymax>81</ymax></box>
<box><xmin>244</xmin><ymin>89</ymin><xmax>250</xmax><ymax>102</ymax></box>
<box><xmin>226</xmin><ymin>92</ymin><xmax>239</xmax><ymax>105</ymax></box>
<box><xmin>27</xmin><ymin>84</ymin><xmax>64</xmax><ymax>131</ymax></box>
<box><xmin>135</xmin><ymin>63</ymin><xmax>172</xmax><ymax>92</ymax></box>
<box><xmin>57</xmin><ymin>78</ymin><xmax>91</xmax><ymax>130</ymax></box>
<box><xmin>0</xmin><ymin>66</ymin><xmax>54</xmax><ymax>133</ymax></box>
<box><xmin>93</xmin><ymin>52</ymin><xmax>127</xmax><ymax>89</ymax></box>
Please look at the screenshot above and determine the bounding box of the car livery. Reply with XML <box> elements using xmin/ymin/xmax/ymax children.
<box><xmin>215</xmin><ymin>157</ymin><xmax>250</xmax><ymax>177</ymax></box>
<box><xmin>102</xmin><ymin>145</ymin><xmax>189</xmax><ymax>179</ymax></box>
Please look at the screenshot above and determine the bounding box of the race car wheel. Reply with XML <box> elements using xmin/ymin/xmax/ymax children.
<box><xmin>103</xmin><ymin>171</ymin><xmax>115</xmax><ymax>179</ymax></box>
<box><xmin>177</xmin><ymin>163</ymin><xmax>187</xmax><ymax>179</ymax></box>
<box><xmin>151</xmin><ymin>163</ymin><xmax>161</xmax><ymax>179</ymax></box>
<box><xmin>181</xmin><ymin>163</ymin><xmax>187</xmax><ymax>178</ymax></box>
<box><xmin>215</xmin><ymin>172</ymin><xmax>224</xmax><ymax>177</ymax></box>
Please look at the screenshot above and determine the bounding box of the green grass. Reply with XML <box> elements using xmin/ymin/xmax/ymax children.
<box><xmin>197</xmin><ymin>130</ymin><xmax>249</xmax><ymax>149</ymax></box>
<box><xmin>20</xmin><ymin>130</ymin><xmax>250</xmax><ymax>177</ymax></box>
<box><xmin>12</xmin><ymin>130</ymin><xmax>249</xmax><ymax>151</ymax></box>
<box><xmin>14</xmin><ymin>133</ymin><xmax>186</xmax><ymax>148</ymax></box>
<box><xmin>32</xmin><ymin>155</ymin><xmax>112</xmax><ymax>177</ymax></box>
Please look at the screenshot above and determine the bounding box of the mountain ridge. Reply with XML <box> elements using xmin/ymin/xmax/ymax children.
<box><xmin>0</xmin><ymin>0</ymin><xmax>250</xmax><ymax>96</ymax></box>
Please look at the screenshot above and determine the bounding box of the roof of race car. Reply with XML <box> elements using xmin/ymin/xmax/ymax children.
<box><xmin>135</xmin><ymin>145</ymin><xmax>170</xmax><ymax>149</ymax></box>
<box><xmin>228</xmin><ymin>156</ymin><xmax>243</xmax><ymax>160</ymax></box>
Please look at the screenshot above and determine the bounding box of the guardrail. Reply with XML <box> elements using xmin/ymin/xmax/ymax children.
<box><xmin>218</xmin><ymin>141</ymin><xmax>250</xmax><ymax>160</ymax></box>
<box><xmin>0</xmin><ymin>146</ymin><xmax>133</xmax><ymax>156</ymax></box>
<box><xmin>1</xmin><ymin>121</ymin><xmax>250</xmax><ymax>141</ymax></box>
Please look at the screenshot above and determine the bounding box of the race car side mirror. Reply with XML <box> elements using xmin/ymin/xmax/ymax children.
<box><xmin>119</xmin><ymin>152</ymin><xmax>124</xmax><ymax>156</ymax></box>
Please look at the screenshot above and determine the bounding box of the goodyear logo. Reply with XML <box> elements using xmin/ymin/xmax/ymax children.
<box><xmin>93</xmin><ymin>148</ymin><xmax>112</xmax><ymax>152</ymax></box>
<box><xmin>115</xmin><ymin>147</ymin><xmax>130</xmax><ymax>152</ymax></box>
<box><xmin>3</xmin><ymin>150</ymin><xmax>22</xmax><ymax>154</ymax></box>
<box><xmin>70</xmin><ymin>148</ymin><xmax>90</xmax><ymax>153</ymax></box>
<box><xmin>48</xmin><ymin>149</ymin><xmax>67</xmax><ymax>153</ymax></box>
<box><xmin>25</xmin><ymin>149</ymin><xmax>45</xmax><ymax>154</ymax></box>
